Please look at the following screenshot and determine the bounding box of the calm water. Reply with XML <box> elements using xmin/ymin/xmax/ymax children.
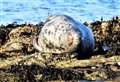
<box><xmin>0</xmin><ymin>0</ymin><xmax>120</xmax><ymax>25</ymax></box>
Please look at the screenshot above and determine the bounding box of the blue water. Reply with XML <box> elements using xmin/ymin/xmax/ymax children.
<box><xmin>0</xmin><ymin>0</ymin><xmax>120</xmax><ymax>25</ymax></box>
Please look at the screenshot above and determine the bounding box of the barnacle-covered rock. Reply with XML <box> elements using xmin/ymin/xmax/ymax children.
<box><xmin>33</xmin><ymin>15</ymin><xmax>95</xmax><ymax>55</ymax></box>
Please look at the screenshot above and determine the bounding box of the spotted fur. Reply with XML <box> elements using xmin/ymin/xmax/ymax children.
<box><xmin>33</xmin><ymin>15</ymin><xmax>95</xmax><ymax>54</ymax></box>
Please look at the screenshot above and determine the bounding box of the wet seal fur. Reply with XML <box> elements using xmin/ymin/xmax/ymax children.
<box><xmin>33</xmin><ymin>15</ymin><xmax>95</xmax><ymax>55</ymax></box>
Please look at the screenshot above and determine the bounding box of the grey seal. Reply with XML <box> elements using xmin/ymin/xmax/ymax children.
<box><xmin>33</xmin><ymin>15</ymin><xmax>95</xmax><ymax>55</ymax></box>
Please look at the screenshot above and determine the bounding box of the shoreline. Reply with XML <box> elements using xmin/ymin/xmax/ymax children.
<box><xmin>0</xmin><ymin>17</ymin><xmax>120</xmax><ymax>81</ymax></box>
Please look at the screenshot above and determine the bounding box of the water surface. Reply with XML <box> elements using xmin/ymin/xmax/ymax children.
<box><xmin>0</xmin><ymin>0</ymin><xmax>120</xmax><ymax>25</ymax></box>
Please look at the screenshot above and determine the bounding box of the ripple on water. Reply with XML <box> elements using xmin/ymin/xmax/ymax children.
<box><xmin>0</xmin><ymin>0</ymin><xmax>120</xmax><ymax>25</ymax></box>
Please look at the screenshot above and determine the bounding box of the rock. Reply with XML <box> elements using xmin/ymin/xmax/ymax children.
<box><xmin>0</xmin><ymin>25</ymin><xmax>38</xmax><ymax>53</ymax></box>
<box><xmin>114</xmin><ymin>76</ymin><xmax>120</xmax><ymax>82</ymax></box>
<box><xmin>33</xmin><ymin>15</ymin><xmax>95</xmax><ymax>55</ymax></box>
<box><xmin>0</xmin><ymin>17</ymin><xmax>120</xmax><ymax>81</ymax></box>
<box><xmin>0</xmin><ymin>28</ymin><xmax>10</xmax><ymax>46</ymax></box>
<box><xmin>0</xmin><ymin>42</ymin><xmax>23</xmax><ymax>52</ymax></box>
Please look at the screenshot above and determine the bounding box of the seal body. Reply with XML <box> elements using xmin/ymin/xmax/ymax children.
<box><xmin>33</xmin><ymin>15</ymin><xmax>95</xmax><ymax>54</ymax></box>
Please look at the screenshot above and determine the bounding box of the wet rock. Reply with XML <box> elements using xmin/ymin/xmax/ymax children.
<box><xmin>114</xmin><ymin>76</ymin><xmax>120</xmax><ymax>82</ymax></box>
<box><xmin>87</xmin><ymin>17</ymin><xmax>120</xmax><ymax>55</ymax></box>
<box><xmin>0</xmin><ymin>28</ymin><xmax>10</xmax><ymax>46</ymax></box>
<box><xmin>0</xmin><ymin>25</ymin><xmax>38</xmax><ymax>53</ymax></box>
<box><xmin>0</xmin><ymin>17</ymin><xmax>120</xmax><ymax>81</ymax></box>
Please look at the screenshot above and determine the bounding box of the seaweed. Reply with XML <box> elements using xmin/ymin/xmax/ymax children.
<box><xmin>0</xmin><ymin>17</ymin><xmax>120</xmax><ymax>81</ymax></box>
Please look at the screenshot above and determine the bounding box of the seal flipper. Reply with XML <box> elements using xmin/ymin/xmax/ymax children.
<box><xmin>33</xmin><ymin>36</ymin><xmax>42</xmax><ymax>52</ymax></box>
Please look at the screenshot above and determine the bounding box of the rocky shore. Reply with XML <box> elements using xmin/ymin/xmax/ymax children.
<box><xmin>0</xmin><ymin>17</ymin><xmax>120</xmax><ymax>81</ymax></box>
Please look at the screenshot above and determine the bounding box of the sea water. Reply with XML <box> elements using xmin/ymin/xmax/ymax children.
<box><xmin>0</xmin><ymin>0</ymin><xmax>120</xmax><ymax>25</ymax></box>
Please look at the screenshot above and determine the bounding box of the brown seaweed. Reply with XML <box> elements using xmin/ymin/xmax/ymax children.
<box><xmin>0</xmin><ymin>17</ymin><xmax>120</xmax><ymax>81</ymax></box>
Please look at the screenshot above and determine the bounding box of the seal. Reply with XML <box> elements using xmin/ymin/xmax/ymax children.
<box><xmin>33</xmin><ymin>15</ymin><xmax>95</xmax><ymax>55</ymax></box>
